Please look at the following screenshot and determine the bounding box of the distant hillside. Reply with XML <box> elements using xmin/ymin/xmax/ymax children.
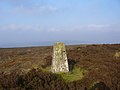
<box><xmin>0</xmin><ymin>40</ymin><xmax>110</xmax><ymax>48</ymax></box>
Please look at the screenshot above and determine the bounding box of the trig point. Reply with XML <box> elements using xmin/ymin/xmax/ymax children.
<box><xmin>51</xmin><ymin>42</ymin><xmax>69</xmax><ymax>73</ymax></box>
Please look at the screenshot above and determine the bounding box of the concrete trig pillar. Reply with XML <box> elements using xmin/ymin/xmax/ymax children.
<box><xmin>51</xmin><ymin>42</ymin><xmax>69</xmax><ymax>73</ymax></box>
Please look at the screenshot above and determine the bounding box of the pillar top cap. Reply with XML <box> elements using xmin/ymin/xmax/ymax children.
<box><xmin>55</xmin><ymin>42</ymin><xmax>64</xmax><ymax>44</ymax></box>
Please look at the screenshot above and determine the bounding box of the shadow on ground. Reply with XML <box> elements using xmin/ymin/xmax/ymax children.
<box><xmin>68</xmin><ymin>59</ymin><xmax>77</xmax><ymax>71</ymax></box>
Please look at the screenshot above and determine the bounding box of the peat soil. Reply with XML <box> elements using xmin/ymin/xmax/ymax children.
<box><xmin>0</xmin><ymin>44</ymin><xmax>120</xmax><ymax>90</ymax></box>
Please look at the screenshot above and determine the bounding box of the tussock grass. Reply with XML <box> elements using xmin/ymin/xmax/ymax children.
<box><xmin>40</xmin><ymin>66</ymin><xmax>88</xmax><ymax>83</ymax></box>
<box><xmin>58</xmin><ymin>67</ymin><xmax>88</xmax><ymax>82</ymax></box>
<box><xmin>114</xmin><ymin>52</ymin><xmax>120</xmax><ymax>59</ymax></box>
<box><xmin>41</xmin><ymin>66</ymin><xmax>51</xmax><ymax>72</ymax></box>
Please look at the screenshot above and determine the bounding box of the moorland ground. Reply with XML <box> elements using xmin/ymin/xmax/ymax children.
<box><xmin>0</xmin><ymin>44</ymin><xmax>120</xmax><ymax>90</ymax></box>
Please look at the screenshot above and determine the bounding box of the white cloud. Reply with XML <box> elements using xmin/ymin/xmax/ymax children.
<box><xmin>0</xmin><ymin>24</ymin><xmax>120</xmax><ymax>32</ymax></box>
<box><xmin>86</xmin><ymin>24</ymin><xmax>110</xmax><ymax>28</ymax></box>
<box><xmin>0</xmin><ymin>5</ymin><xmax>57</xmax><ymax>15</ymax></box>
<box><xmin>0</xmin><ymin>0</ymin><xmax>34</xmax><ymax>6</ymax></box>
<box><xmin>13</xmin><ymin>5</ymin><xmax>57</xmax><ymax>14</ymax></box>
<box><xmin>0</xmin><ymin>24</ymin><xmax>44</xmax><ymax>31</ymax></box>
<box><xmin>48</xmin><ymin>24</ymin><xmax>120</xmax><ymax>32</ymax></box>
<box><xmin>68</xmin><ymin>24</ymin><xmax>117</xmax><ymax>32</ymax></box>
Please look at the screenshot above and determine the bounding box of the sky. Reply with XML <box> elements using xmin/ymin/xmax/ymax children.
<box><xmin>0</xmin><ymin>0</ymin><xmax>120</xmax><ymax>47</ymax></box>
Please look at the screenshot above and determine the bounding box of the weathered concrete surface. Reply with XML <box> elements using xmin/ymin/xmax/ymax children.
<box><xmin>51</xmin><ymin>42</ymin><xmax>69</xmax><ymax>73</ymax></box>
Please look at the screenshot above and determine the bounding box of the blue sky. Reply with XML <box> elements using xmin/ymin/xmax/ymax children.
<box><xmin>0</xmin><ymin>0</ymin><xmax>120</xmax><ymax>47</ymax></box>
